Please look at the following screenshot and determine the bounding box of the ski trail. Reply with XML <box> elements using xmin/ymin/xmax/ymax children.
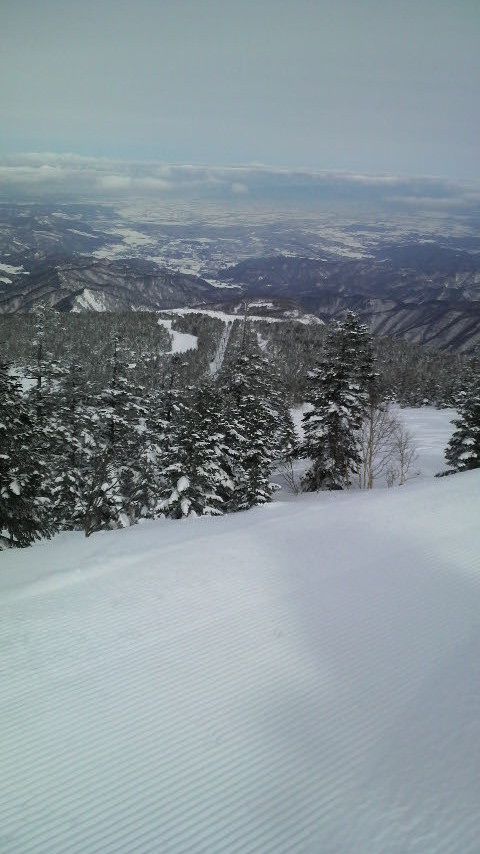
<box><xmin>209</xmin><ymin>320</ymin><xmax>233</xmax><ymax>376</ymax></box>
<box><xmin>157</xmin><ymin>317</ymin><xmax>198</xmax><ymax>354</ymax></box>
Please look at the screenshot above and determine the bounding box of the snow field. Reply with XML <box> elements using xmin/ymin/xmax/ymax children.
<box><xmin>157</xmin><ymin>317</ymin><xmax>198</xmax><ymax>354</ymax></box>
<box><xmin>398</xmin><ymin>406</ymin><xmax>457</xmax><ymax>477</ymax></box>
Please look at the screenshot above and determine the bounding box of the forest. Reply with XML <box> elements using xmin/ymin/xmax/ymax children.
<box><xmin>1</xmin><ymin>308</ymin><xmax>479</xmax><ymax>549</ymax></box>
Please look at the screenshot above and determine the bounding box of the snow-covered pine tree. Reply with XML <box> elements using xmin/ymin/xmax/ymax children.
<box><xmin>160</xmin><ymin>383</ymin><xmax>233</xmax><ymax>518</ymax></box>
<box><xmin>0</xmin><ymin>361</ymin><xmax>55</xmax><ymax>548</ymax></box>
<box><xmin>25</xmin><ymin>307</ymin><xmax>61</xmax><ymax>420</ymax></box>
<box><xmin>332</xmin><ymin>311</ymin><xmax>377</xmax><ymax>400</ymax></box>
<box><xmin>269</xmin><ymin>369</ymin><xmax>298</xmax><ymax>462</ymax></box>
<box><xmin>302</xmin><ymin>313</ymin><xmax>370</xmax><ymax>491</ymax></box>
<box><xmin>346</xmin><ymin>315</ymin><xmax>391</xmax><ymax>489</ymax></box>
<box><xmin>23</xmin><ymin>307</ymin><xmax>64</xmax><ymax>526</ymax></box>
<box><xmin>129</xmin><ymin>382</ymin><xmax>174</xmax><ymax>520</ymax></box>
<box><xmin>445</xmin><ymin>378</ymin><xmax>480</xmax><ymax>472</ymax></box>
<box><xmin>220</xmin><ymin>351</ymin><xmax>279</xmax><ymax>510</ymax></box>
<box><xmin>82</xmin><ymin>337</ymin><xmax>148</xmax><ymax>536</ymax></box>
<box><xmin>49</xmin><ymin>360</ymin><xmax>92</xmax><ymax>529</ymax></box>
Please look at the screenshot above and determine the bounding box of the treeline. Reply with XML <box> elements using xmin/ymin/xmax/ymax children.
<box><xmin>0</xmin><ymin>309</ymin><xmax>476</xmax><ymax>408</ymax></box>
<box><xmin>253</xmin><ymin>320</ymin><xmax>477</xmax><ymax>407</ymax></box>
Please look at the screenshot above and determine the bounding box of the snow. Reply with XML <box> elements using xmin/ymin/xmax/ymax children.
<box><xmin>157</xmin><ymin>317</ymin><xmax>198</xmax><ymax>353</ymax></box>
<box><xmin>205</xmin><ymin>278</ymin><xmax>242</xmax><ymax>290</ymax></box>
<box><xmin>67</xmin><ymin>228</ymin><xmax>98</xmax><ymax>239</ymax></box>
<box><xmin>160</xmin><ymin>307</ymin><xmax>317</xmax><ymax>325</ymax></box>
<box><xmin>8</xmin><ymin>367</ymin><xmax>37</xmax><ymax>393</ymax></box>
<box><xmin>256</xmin><ymin>330</ymin><xmax>269</xmax><ymax>351</ymax></box>
<box><xmin>0</xmin><ymin>262</ymin><xmax>29</xmax><ymax>275</ymax></box>
<box><xmin>8</xmin><ymin>479</ymin><xmax>20</xmax><ymax>495</ymax></box>
<box><xmin>70</xmin><ymin>288</ymin><xmax>109</xmax><ymax>312</ymax></box>
<box><xmin>395</xmin><ymin>406</ymin><xmax>456</xmax><ymax>477</ymax></box>
<box><xmin>110</xmin><ymin>228</ymin><xmax>156</xmax><ymax>247</ymax></box>
<box><xmin>282</xmin><ymin>309</ymin><xmax>324</xmax><ymax>324</ymax></box>
<box><xmin>1</xmin><ymin>461</ymin><xmax>480</xmax><ymax>851</ymax></box>
<box><xmin>177</xmin><ymin>475</ymin><xmax>190</xmax><ymax>493</ymax></box>
<box><xmin>92</xmin><ymin>244</ymin><xmax>129</xmax><ymax>259</ymax></box>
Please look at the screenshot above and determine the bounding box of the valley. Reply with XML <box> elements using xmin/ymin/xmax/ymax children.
<box><xmin>1</xmin><ymin>200</ymin><xmax>480</xmax><ymax>351</ymax></box>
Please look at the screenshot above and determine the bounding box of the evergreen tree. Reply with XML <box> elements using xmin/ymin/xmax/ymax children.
<box><xmin>129</xmin><ymin>392</ymin><xmax>165</xmax><ymax>521</ymax></box>
<box><xmin>133</xmin><ymin>365</ymin><xmax>193</xmax><ymax>519</ymax></box>
<box><xmin>82</xmin><ymin>337</ymin><xmax>147</xmax><ymax>536</ymax></box>
<box><xmin>160</xmin><ymin>383</ymin><xmax>233</xmax><ymax>518</ymax></box>
<box><xmin>332</xmin><ymin>311</ymin><xmax>377</xmax><ymax>399</ymax></box>
<box><xmin>302</xmin><ymin>363</ymin><xmax>365</xmax><ymax>490</ymax></box>
<box><xmin>49</xmin><ymin>361</ymin><xmax>92</xmax><ymax>529</ymax></box>
<box><xmin>23</xmin><ymin>308</ymin><xmax>64</xmax><ymax>527</ymax></box>
<box><xmin>445</xmin><ymin>378</ymin><xmax>480</xmax><ymax>472</ymax></box>
<box><xmin>302</xmin><ymin>314</ymin><xmax>370</xmax><ymax>491</ymax></box>
<box><xmin>0</xmin><ymin>362</ymin><xmax>55</xmax><ymax>548</ymax></box>
<box><xmin>220</xmin><ymin>352</ymin><xmax>280</xmax><ymax>510</ymax></box>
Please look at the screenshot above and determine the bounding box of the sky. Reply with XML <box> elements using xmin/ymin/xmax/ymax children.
<box><xmin>1</xmin><ymin>0</ymin><xmax>479</xmax><ymax>180</ymax></box>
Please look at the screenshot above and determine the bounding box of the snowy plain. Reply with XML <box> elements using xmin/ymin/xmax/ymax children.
<box><xmin>1</xmin><ymin>408</ymin><xmax>480</xmax><ymax>853</ymax></box>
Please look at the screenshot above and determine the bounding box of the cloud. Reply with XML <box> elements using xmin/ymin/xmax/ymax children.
<box><xmin>97</xmin><ymin>175</ymin><xmax>132</xmax><ymax>190</ymax></box>
<box><xmin>387</xmin><ymin>195</ymin><xmax>474</xmax><ymax>209</ymax></box>
<box><xmin>231</xmin><ymin>181</ymin><xmax>248</xmax><ymax>195</ymax></box>
<box><xmin>135</xmin><ymin>177</ymin><xmax>172</xmax><ymax>191</ymax></box>
<box><xmin>0</xmin><ymin>152</ymin><xmax>478</xmax><ymax>213</ymax></box>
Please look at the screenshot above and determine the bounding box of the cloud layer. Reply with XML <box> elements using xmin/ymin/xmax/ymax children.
<box><xmin>1</xmin><ymin>153</ymin><xmax>479</xmax><ymax>213</ymax></box>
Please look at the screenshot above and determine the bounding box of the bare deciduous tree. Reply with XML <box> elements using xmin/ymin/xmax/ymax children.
<box><xmin>387</xmin><ymin>423</ymin><xmax>419</xmax><ymax>486</ymax></box>
<box><xmin>276</xmin><ymin>456</ymin><xmax>301</xmax><ymax>494</ymax></box>
<box><xmin>358</xmin><ymin>404</ymin><xmax>419</xmax><ymax>489</ymax></box>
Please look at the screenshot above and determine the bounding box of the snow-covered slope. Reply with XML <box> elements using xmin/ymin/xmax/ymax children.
<box><xmin>398</xmin><ymin>406</ymin><xmax>457</xmax><ymax>477</ymax></box>
<box><xmin>1</xmin><ymin>466</ymin><xmax>479</xmax><ymax>852</ymax></box>
<box><xmin>157</xmin><ymin>317</ymin><xmax>198</xmax><ymax>353</ymax></box>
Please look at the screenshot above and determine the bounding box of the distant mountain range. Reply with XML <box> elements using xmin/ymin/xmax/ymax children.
<box><xmin>224</xmin><ymin>249</ymin><xmax>480</xmax><ymax>352</ymax></box>
<box><xmin>1</xmin><ymin>202</ymin><xmax>479</xmax><ymax>352</ymax></box>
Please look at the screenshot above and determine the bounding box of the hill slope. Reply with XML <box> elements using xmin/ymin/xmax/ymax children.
<box><xmin>1</xmin><ymin>461</ymin><xmax>479</xmax><ymax>851</ymax></box>
<box><xmin>0</xmin><ymin>258</ymin><xmax>221</xmax><ymax>313</ymax></box>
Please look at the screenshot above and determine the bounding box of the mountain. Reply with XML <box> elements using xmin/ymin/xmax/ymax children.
<box><xmin>0</xmin><ymin>257</ymin><xmax>221</xmax><ymax>313</ymax></box>
<box><xmin>224</xmin><ymin>248</ymin><xmax>480</xmax><ymax>351</ymax></box>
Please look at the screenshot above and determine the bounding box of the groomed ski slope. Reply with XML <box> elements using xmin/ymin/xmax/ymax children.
<box><xmin>1</xmin><ymin>436</ymin><xmax>480</xmax><ymax>851</ymax></box>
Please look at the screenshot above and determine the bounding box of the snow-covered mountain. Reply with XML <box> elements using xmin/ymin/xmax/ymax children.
<box><xmin>1</xmin><ymin>202</ymin><xmax>480</xmax><ymax>350</ymax></box>
<box><xmin>1</xmin><ymin>409</ymin><xmax>479</xmax><ymax>853</ymax></box>
<box><xmin>0</xmin><ymin>257</ymin><xmax>221</xmax><ymax>313</ymax></box>
<box><xmin>225</xmin><ymin>251</ymin><xmax>480</xmax><ymax>351</ymax></box>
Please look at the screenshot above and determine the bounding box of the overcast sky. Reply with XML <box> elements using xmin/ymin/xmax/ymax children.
<box><xmin>1</xmin><ymin>0</ymin><xmax>479</xmax><ymax>179</ymax></box>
